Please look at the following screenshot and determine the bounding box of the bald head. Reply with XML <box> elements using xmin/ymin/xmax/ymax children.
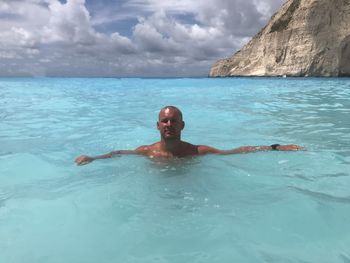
<box><xmin>158</xmin><ymin>106</ymin><xmax>183</xmax><ymax>121</ymax></box>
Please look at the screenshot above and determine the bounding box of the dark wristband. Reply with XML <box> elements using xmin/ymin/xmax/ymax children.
<box><xmin>270</xmin><ymin>144</ymin><xmax>280</xmax><ymax>150</ymax></box>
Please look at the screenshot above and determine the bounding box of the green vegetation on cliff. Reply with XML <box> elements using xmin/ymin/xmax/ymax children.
<box><xmin>270</xmin><ymin>0</ymin><xmax>301</xmax><ymax>33</ymax></box>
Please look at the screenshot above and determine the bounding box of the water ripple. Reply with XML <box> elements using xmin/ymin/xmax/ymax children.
<box><xmin>290</xmin><ymin>186</ymin><xmax>350</xmax><ymax>204</ymax></box>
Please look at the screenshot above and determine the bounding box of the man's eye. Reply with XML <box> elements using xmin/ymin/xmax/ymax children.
<box><xmin>161</xmin><ymin>119</ymin><xmax>177</xmax><ymax>123</ymax></box>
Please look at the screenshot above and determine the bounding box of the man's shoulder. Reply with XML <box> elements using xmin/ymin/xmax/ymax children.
<box><xmin>180</xmin><ymin>141</ymin><xmax>199</xmax><ymax>151</ymax></box>
<box><xmin>180</xmin><ymin>141</ymin><xmax>197</xmax><ymax>147</ymax></box>
<box><xmin>197</xmin><ymin>145</ymin><xmax>221</xmax><ymax>154</ymax></box>
<box><xmin>179</xmin><ymin>142</ymin><xmax>221</xmax><ymax>155</ymax></box>
<box><xmin>135</xmin><ymin>142</ymin><xmax>160</xmax><ymax>154</ymax></box>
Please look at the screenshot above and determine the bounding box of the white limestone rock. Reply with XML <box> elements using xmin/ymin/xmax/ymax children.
<box><xmin>209</xmin><ymin>0</ymin><xmax>350</xmax><ymax>77</ymax></box>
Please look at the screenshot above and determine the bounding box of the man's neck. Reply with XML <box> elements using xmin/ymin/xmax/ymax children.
<box><xmin>160</xmin><ymin>138</ymin><xmax>182</xmax><ymax>153</ymax></box>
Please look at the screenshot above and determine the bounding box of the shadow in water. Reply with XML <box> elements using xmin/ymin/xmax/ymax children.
<box><xmin>290</xmin><ymin>186</ymin><xmax>350</xmax><ymax>204</ymax></box>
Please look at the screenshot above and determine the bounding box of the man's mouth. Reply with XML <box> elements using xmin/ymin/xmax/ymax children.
<box><xmin>165</xmin><ymin>129</ymin><xmax>174</xmax><ymax>134</ymax></box>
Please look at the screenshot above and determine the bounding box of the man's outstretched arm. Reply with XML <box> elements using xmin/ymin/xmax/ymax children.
<box><xmin>75</xmin><ymin>146</ymin><xmax>149</xmax><ymax>166</ymax></box>
<box><xmin>197</xmin><ymin>144</ymin><xmax>304</xmax><ymax>155</ymax></box>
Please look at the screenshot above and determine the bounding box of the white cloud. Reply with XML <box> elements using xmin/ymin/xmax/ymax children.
<box><xmin>0</xmin><ymin>51</ymin><xmax>20</xmax><ymax>59</ymax></box>
<box><xmin>0</xmin><ymin>0</ymin><xmax>285</xmax><ymax>77</ymax></box>
<box><xmin>42</xmin><ymin>0</ymin><xmax>96</xmax><ymax>45</ymax></box>
<box><xmin>133</xmin><ymin>12</ymin><xmax>182</xmax><ymax>54</ymax></box>
<box><xmin>110</xmin><ymin>32</ymin><xmax>136</xmax><ymax>53</ymax></box>
<box><xmin>12</xmin><ymin>27</ymin><xmax>38</xmax><ymax>47</ymax></box>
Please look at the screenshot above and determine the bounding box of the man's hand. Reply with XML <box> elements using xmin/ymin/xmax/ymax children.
<box><xmin>75</xmin><ymin>155</ymin><xmax>94</xmax><ymax>165</ymax></box>
<box><xmin>277</xmin><ymin>144</ymin><xmax>304</xmax><ymax>151</ymax></box>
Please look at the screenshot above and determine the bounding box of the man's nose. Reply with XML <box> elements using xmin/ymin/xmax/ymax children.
<box><xmin>165</xmin><ymin>120</ymin><xmax>172</xmax><ymax>126</ymax></box>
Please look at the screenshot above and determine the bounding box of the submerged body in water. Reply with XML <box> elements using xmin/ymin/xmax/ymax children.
<box><xmin>75</xmin><ymin>106</ymin><xmax>303</xmax><ymax>165</ymax></box>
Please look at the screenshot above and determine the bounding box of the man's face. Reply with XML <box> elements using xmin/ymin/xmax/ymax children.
<box><xmin>157</xmin><ymin>108</ymin><xmax>184</xmax><ymax>140</ymax></box>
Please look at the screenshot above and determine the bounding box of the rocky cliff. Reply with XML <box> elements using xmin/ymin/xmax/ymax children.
<box><xmin>209</xmin><ymin>0</ymin><xmax>350</xmax><ymax>77</ymax></box>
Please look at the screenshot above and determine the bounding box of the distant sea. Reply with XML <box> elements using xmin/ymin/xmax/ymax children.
<box><xmin>1</xmin><ymin>77</ymin><xmax>349</xmax><ymax>262</ymax></box>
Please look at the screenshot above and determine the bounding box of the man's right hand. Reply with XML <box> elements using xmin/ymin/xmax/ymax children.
<box><xmin>75</xmin><ymin>155</ymin><xmax>94</xmax><ymax>166</ymax></box>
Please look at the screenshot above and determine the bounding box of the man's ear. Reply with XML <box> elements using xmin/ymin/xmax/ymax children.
<box><xmin>181</xmin><ymin>121</ymin><xmax>185</xmax><ymax>130</ymax></box>
<box><xmin>157</xmin><ymin>121</ymin><xmax>160</xmax><ymax>130</ymax></box>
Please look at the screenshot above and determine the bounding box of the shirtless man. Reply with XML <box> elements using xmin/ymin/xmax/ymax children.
<box><xmin>75</xmin><ymin>106</ymin><xmax>303</xmax><ymax>165</ymax></box>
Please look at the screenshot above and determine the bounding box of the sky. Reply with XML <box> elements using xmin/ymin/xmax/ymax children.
<box><xmin>0</xmin><ymin>0</ymin><xmax>285</xmax><ymax>77</ymax></box>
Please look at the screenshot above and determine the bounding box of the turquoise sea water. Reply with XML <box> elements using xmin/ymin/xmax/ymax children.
<box><xmin>0</xmin><ymin>77</ymin><xmax>350</xmax><ymax>262</ymax></box>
